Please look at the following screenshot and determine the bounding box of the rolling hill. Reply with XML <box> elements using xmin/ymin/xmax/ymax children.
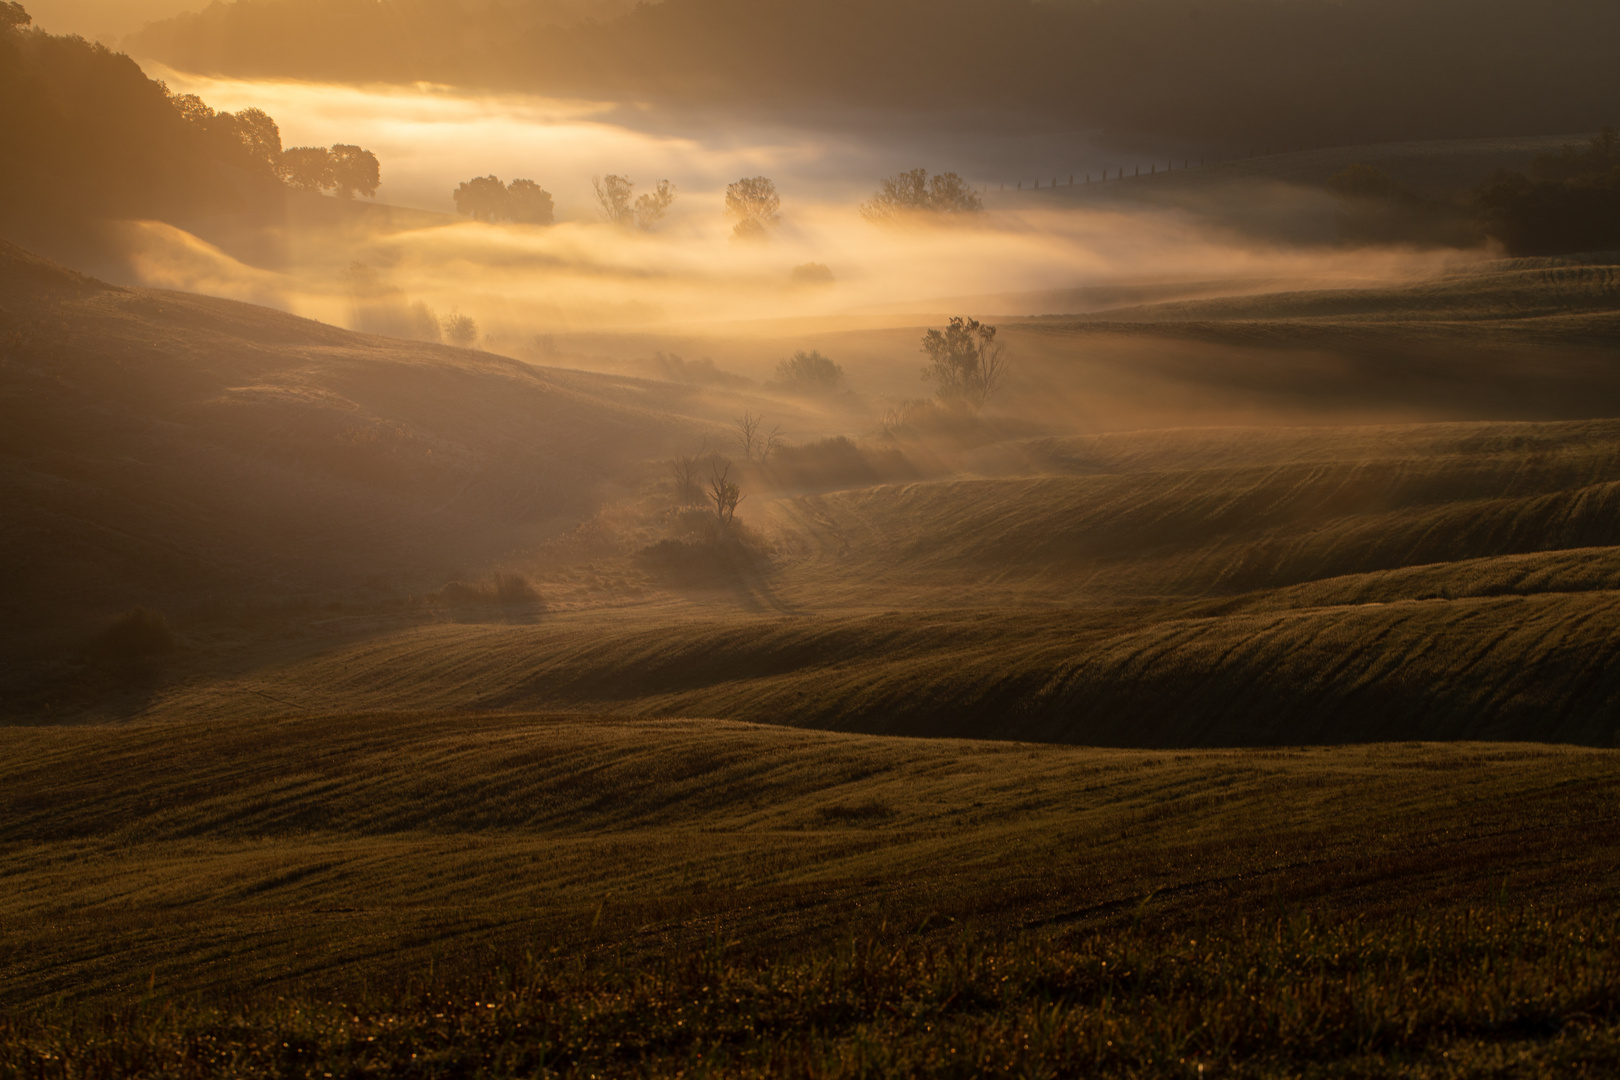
<box><xmin>2</xmin><ymin>713</ymin><xmax>1618</xmax><ymax>1075</ymax></box>
<box><xmin>7</xmin><ymin>232</ymin><xmax>1620</xmax><ymax>1073</ymax></box>
<box><xmin>9</xmin><ymin>239</ymin><xmax>1620</xmax><ymax>746</ymax></box>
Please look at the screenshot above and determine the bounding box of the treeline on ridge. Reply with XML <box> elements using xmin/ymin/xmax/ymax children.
<box><xmin>128</xmin><ymin>0</ymin><xmax>1620</xmax><ymax>146</ymax></box>
<box><xmin>1332</xmin><ymin>128</ymin><xmax>1620</xmax><ymax>256</ymax></box>
<box><xmin>0</xmin><ymin>6</ymin><xmax>378</xmax><ymax>252</ymax></box>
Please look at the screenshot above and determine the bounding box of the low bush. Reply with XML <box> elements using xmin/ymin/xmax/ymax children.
<box><xmin>434</xmin><ymin>574</ymin><xmax>543</xmax><ymax>608</ymax></box>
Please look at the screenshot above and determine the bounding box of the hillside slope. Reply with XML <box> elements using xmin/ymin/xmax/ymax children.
<box><xmin>1</xmin><ymin>713</ymin><xmax>1615</xmax><ymax>1008</ymax></box>
<box><xmin>12</xmin><ymin>240</ymin><xmax>1620</xmax><ymax>745</ymax></box>
<box><xmin>129</xmin><ymin>419</ymin><xmax>1620</xmax><ymax>745</ymax></box>
<box><xmin>0</xmin><ymin>240</ymin><xmax>711</xmax><ymax>699</ymax></box>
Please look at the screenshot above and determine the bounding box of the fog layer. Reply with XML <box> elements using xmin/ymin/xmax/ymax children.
<box><xmin>135</xmin><ymin>73</ymin><xmax>1483</xmax><ymax>342</ymax></box>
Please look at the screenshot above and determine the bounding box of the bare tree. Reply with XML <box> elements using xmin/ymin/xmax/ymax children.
<box><xmin>734</xmin><ymin>412</ymin><xmax>763</xmax><ymax>462</ymax></box>
<box><xmin>634</xmin><ymin>179</ymin><xmax>677</xmax><ymax>230</ymax></box>
<box><xmin>594</xmin><ymin>175</ymin><xmax>676</xmax><ymax>230</ymax></box>
<box><xmin>761</xmin><ymin>424</ymin><xmax>784</xmax><ymax>463</ymax></box>
<box><xmin>670</xmin><ymin>453</ymin><xmax>703</xmax><ymax>504</ymax></box>
<box><xmin>708</xmin><ymin>460</ymin><xmax>742</xmax><ymax>524</ymax></box>
<box><xmin>593</xmin><ymin>174</ymin><xmax>635</xmax><ymax>226</ymax></box>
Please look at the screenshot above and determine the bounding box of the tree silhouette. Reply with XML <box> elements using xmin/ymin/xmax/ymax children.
<box><xmin>594</xmin><ymin>175</ymin><xmax>676</xmax><ymax>230</ymax></box>
<box><xmin>593</xmin><ymin>174</ymin><xmax>635</xmax><ymax>225</ymax></box>
<box><xmin>453</xmin><ymin>176</ymin><xmax>554</xmax><ymax>224</ymax></box>
<box><xmin>505</xmin><ymin>178</ymin><xmax>554</xmax><ymax>224</ymax></box>
<box><xmin>773</xmin><ymin>350</ymin><xmax>843</xmax><ymax>394</ymax></box>
<box><xmin>169</xmin><ymin>91</ymin><xmax>213</xmax><ymax>127</ymax></box>
<box><xmin>634</xmin><ymin>179</ymin><xmax>676</xmax><ymax>230</ymax></box>
<box><xmin>861</xmin><ymin>169</ymin><xmax>982</xmax><ymax>222</ymax></box>
<box><xmin>442</xmin><ymin>309</ymin><xmax>478</xmax><ymax>347</ymax></box>
<box><xmin>708</xmin><ymin>460</ymin><xmax>742</xmax><ymax>524</ymax></box>
<box><xmin>230</xmin><ymin>107</ymin><xmax>282</xmax><ymax>172</ymax></box>
<box><xmin>280</xmin><ymin>146</ymin><xmax>334</xmax><ymax>191</ymax></box>
<box><xmin>454</xmin><ymin>175</ymin><xmax>508</xmax><ymax>222</ymax></box>
<box><xmin>726</xmin><ymin>176</ymin><xmax>780</xmax><ymax>240</ymax></box>
<box><xmin>1473</xmin><ymin>127</ymin><xmax>1620</xmax><ymax>255</ymax></box>
<box><xmin>670</xmin><ymin>452</ymin><xmax>704</xmax><ymax>504</ymax></box>
<box><xmin>0</xmin><ymin>2</ymin><xmax>30</xmax><ymax>27</ymax></box>
<box><xmin>921</xmin><ymin>317</ymin><xmax>1008</xmax><ymax>408</ymax></box>
<box><xmin>329</xmin><ymin>144</ymin><xmax>380</xmax><ymax>199</ymax></box>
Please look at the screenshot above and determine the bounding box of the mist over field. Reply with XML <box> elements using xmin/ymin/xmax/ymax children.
<box><xmin>5</xmin><ymin>0</ymin><xmax>1620</xmax><ymax>1074</ymax></box>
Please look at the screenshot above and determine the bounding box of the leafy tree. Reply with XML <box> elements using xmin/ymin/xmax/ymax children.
<box><xmin>772</xmin><ymin>350</ymin><xmax>843</xmax><ymax>395</ymax></box>
<box><xmin>442</xmin><ymin>309</ymin><xmax>478</xmax><ymax>347</ymax></box>
<box><xmin>861</xmin><ymin>169</ymin><xmax>982</xmax><ymax>222</ymax></box>
<box><xmin>329</xmin><ymin>143</ymin><xmax>380</xmax><ymax>199</ymax></box>
<box><xmin>921</xmin><ymin>317</ymin><xmax>1007</xmax><ymax>408</ymax></box>
<box><xmin>505</xmin><ymin>178</ymin><xmax>554</xmax><ymax>225</ymax></box>
<box><xmin>168</xmin><ymin>91</ymin><xmax>214</xmax><ymax>127</ymax></box>
<box><xmin>454</xmin><ymin>175</ymin><xmax>508</xmax><ymax>222</ymax></box>
<box><xmin>280</xmin><ymin>146</ymin><xmax>334</xmax><ymax>190</ymax></box>
<box><xmin>454</xmin><ymin>175</ymin><xmax>555</xmax><ymax>224</ymax></box>
<box><xmin>726</xmin><ymin>176</ymin><xmax>780</xmax><ymax>240</ymax></box>
<box><xmin>593</xmin><ymin>174</ymin><xmax>635</xmax><ymax>225</ymax></box>
<box><xmin>0</xmin><ymin>1</ymin><xmax>29</xmax><ymax>27</ymax></box>
<box><xmin>407</xmin><ymin>301</ymin><xmax>441</xmax><ymax>342</ymax></box>
<box><xmin>229</xmin><ymin>107</ymin><xmax>282</xmax><ymax>172</ymax></box>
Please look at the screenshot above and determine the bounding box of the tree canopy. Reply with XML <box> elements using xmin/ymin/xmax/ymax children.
<box><xmin>726</xmin><ymin>176</ymin><xmax>780</xmax><ymax>240</ymax></box>
<box><xmin>772</xmin><ymin>350</ymin><xmax>843</xmax><ymax>395</ymax></box>
<box><xmin>0</xmin><ymin>8</ymin><xmax>385</xmax><ymax>250</ymax></box>
<box><xmin>1473</xmin><ymin>132</ymin><xmax>1620</xmax><ymax>256</ymax></box>
<box><xmin>921</xmin><ymin>317</ymin><xmax>1007</xmax><ymax>409</ymax></box>
<box><xmin>861</xmin><ymin>170</ymin><xmax>982</xmax><ymax>222</ymax></box>
<box><xmin>454</xmin><ymin>175</ymin><xmax>555</xmax><ymax>224</ymax></box>
<box><xmin>329</xmin><ymin>144</ymin><xmax>380</xmax><ymax>200</ymax></box>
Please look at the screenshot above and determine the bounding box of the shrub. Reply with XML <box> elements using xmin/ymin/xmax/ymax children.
<box><xmin>434</xmin><ymin>574</ymin><xmax>543</xmax><ymax>608</ymax></box>
<box><xmin>771</xmin><ymin>350</ymin><xmax>843</xmax><ymax>395</ymax></box>
<box><xmin>790</xmin><ymin>262</ymin><xmax>835</xmax><ymax>285</ymax></box>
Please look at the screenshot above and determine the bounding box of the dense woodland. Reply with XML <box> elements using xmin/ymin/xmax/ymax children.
<box><xmin>0</xmin><ymin>7</ymin><xmax>375</xmax><ymax>256</ymax></box>
<box><xmin>129</xmin><ymin>0</ymin><xmax>1620</xmax><ymax>146</ymax></box>
<box><xmin>1328</xmin><ymin>129</ymin><xmax>1620</xmax><ymax>255</ymax></box>
<box><xmin>0</xmin><ymin>6</ymin><xmax>247</xmax><ymax>233</ymax></box>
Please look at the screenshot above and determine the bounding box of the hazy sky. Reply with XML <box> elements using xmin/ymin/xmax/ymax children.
<box><xmin>124</xmin><ymin>70</ymin><xmax>1482</xmax><ymax>341</ymax></box>
<box><xmin>24</xmin><ymin>0</ymin><xmax>197</xmax><ymax>42</ymax></box>
<box><xmin>157</xmin><ymin>68</ymin><xmax>1125</xmax><ymax>218</ymax></box>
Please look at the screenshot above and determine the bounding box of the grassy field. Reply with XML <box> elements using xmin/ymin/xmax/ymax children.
<box><xmin>8</xmin><ymin>230</ymin><xmax>1620</xmax><ymax>1074</ymax></box>
<box><xmin>1</xmin><ymin>715</ymin><xmax>1618</xmax><ymax>1076</ymax></box>
<box><xmin>121</xmin><ymin>415</ymin><xmax>1620</xmax><ymax>745</ymax></box>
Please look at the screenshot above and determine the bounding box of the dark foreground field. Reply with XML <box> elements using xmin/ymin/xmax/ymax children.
<box><xmin>1</xmin><ymin>716</ymin><xmax>1619</xmax><ymax>1077</ymax></box>
<box><xmin>7</xmin><ymin>237</ymin><xmax>1620</xmax><ymax>1075</ymax></box>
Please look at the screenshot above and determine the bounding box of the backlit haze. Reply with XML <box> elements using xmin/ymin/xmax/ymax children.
<box><xmin>128</xmin><ymin>68</ymin><xmax>1477</xmax><ymax>344</ymax></box>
